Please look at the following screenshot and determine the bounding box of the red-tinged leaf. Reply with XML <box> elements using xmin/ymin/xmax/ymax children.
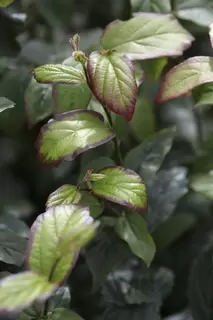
<box><xmin>91</xmin><ymin>166</ymin><xmax>147</xmax><ymax>212</ymax></box>
<box><xmin>37</xmin><ymin>110</ymin><xmax>115</xmax><ymax>164</ymax></box>
<box><xmin>157</xmin><ymin>56</ymin><xmax>213</xmax><ymax>103</ymax></box>
<box><xmin>87</xmin><ymin>51</ymin><xmax>137</xmax><ymax>121</ymax></box>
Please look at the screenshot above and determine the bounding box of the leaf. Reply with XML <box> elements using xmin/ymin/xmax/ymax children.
<box><xmin>51</xmin><ymin>308</ymin><xmax>84</xmax><ymax>320</ymax></box>
<box><xmin>25</xmin><ymin>77</ymin><xmax>52</xmax><ymax>126</ymax></box>
<box><xmin>130</xmin><ymin>96</ymin><xmax>156</xmax><ymax>141</ymax></box>
<box><xmin>0</xmin><ymin>228</ymin><xmax>27</xmax><ymax>266</ymax></box>
<box><xmin>79</xmin><ymin>192</ymin><xmax>104</xmax><ymax>218</ymax></box>
<box><xmin>91</xmin><ymin>166</ymin><xmax>147</xmax><ymax>211</ymax></box>
<box><xmin>174</xmin><ymin>0</ymin><xmax>213</xmax><ymax>27</ymax></box>
<box><xmin>0</xmin><ymin>0</ymin><xmax>13</xmax><ymax>7</ymax></box>
<box><xmin>34</xmin><ymin>64</ymin><xmax>86</xmax><ymax>84</ymax></box>
<box><xmin>27</xmin><ymin>204</ymin><xmax>95</xmax><ymax>283</ymax></box>
<box><xmin>38</xmin><ymin>110</ymin><xmax>115</xmax><ymax>164</ymax></box>
<box><xmin>79</xmin><ymin>156</ymin><xmax>115</xmax><ymax>182</ymax></box>
<box><xmin>137</xmin><ymin>0</ymin><xmax>172</xmax><ymax>13</ymax></box>
<box><xmin>46</xmin><ymin>185</ymin><xmax>82</xmax><ymax>208</ymax></box>
<box><xmin>157</xmin><ymin>57</ymin><xmax>213</xmax><ymax>103</ymax></box>
<box><xmin>0</xmin><ymin>271</ymin><xmax>56</xmax><ymax>312</ymax></box>
<box><xmin>101</xmin><ymin>13</ymin><xmax>194</xmax><ymax>60</ymax></box>
<box><xmin>53</xmin><ymin>56</ymin><xmax>91</xmax><ymax>114</ymax></box>
<box><xmin>124</xmin><ymin>128</ymin><xmax>175</xmax><ymax>183</ymax></box>
<box><xmin>87</xmin><ymin>51</ymin><xmax>137</xmax><ymax>121</ymax></box>
<box><xmin>145</xmin><ymin>167</ymin><xmax>188</xmax><ymax>231</ymax></box>
<box><xmin>190</xmin><ymin>173</ymin><xmax>213</xmax><ymax>200</ymax></box>
<box><xmin>0</xmin><ymin>213</ymin><xmax>29</xmax><ymax>238</ymax></box>
<box><xmin>188</xmin><ymin>243</ymin><xmax>213</xmax><ymax>320</ymax></box>
<box><xmin>48</xmin><ymin>286</ymin><xmax>71</xmax><ymax>311</ymax></box>
<box><xmin>193</xmin><ymin>83</ymin><xmax>213</xmax><ymax>107</ymax></box>
<box><xmin>116</xmin><ymin>211</ymin><xmax>156</xmax><ymax>265</ymax></box>
<box><xmin>85</xmin><ymin>228</ymin><xmax>129</xmax><ymax>292</ymax></box>
<box><xmin>140</xmin><ymin>57</ymin><xmax>168</xmax><ymax>81</ymax></box>
<box><xmin>0</xmin><ymin>97</ymin><xmax>15</xmax><ymax>113</ymax></box>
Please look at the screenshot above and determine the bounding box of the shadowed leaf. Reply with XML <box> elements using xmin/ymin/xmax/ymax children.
<box><xmin>0</xmin><ymin>97</ymin><xmax>15</xmax><ymax>113</ymax></box>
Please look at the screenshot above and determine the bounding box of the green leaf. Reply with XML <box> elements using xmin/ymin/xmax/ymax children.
<box><xmin>0</xmin><ymin>0</ymin><xmax>13</xmax><ymax>7</ymax></box>
<box><xmin>190</xmin><ymin>173</ymin><xmax>213</xmax><ymax>200</ymax></box>
<box><xmin>0</xmin><ymin>97</ymin><xmax>15</xmax><ymax>113</ymax></box>
<box><xmin>193</xmin><ymin>83</ymin><xmax>213</xmax><ymax>107</ymax></box>
<box><xmin>137</xmin><ymin>0</ymin><xmax>172</xmax><ymax>13</ymax></box>
<box><xmin>210</xmin><ymin>22</ymin><xmax>213</xmax><ymax>48</ymax></box>
<box><xmin>130</xmin><ymin>96</ymin><xmax>156</xmax><ymax>141</ymax></box>
<box><xmin>25</xmin><ymin>77</ymin><xmax>52</xmax><ymax>126</ymax></box>
<box><xmin>51</xmin><ymin>308</ymin><xmax>84</xmax><ymax>320</ymax></box>
<box><xmin>79</xmin><ymin>156</ymin><xmax>115</xmax><ymax>182</ymax></box>
<box><xmin>174</xmin><ymin>0</ymin><xmax>213</xmax><ymax>27</ymax></box>
<box><xmin>0</xmin><ymin>228</ymin><xmax>27</xmax><ymax>266</ymax></box>
<box><xmin>140</xmin><ymin>57</ymin><xmax>167</xmax><ymax>81</ymax></box>
<box><xmin>124</xmin><ymin>128</ymin><xmax>175</xmax><ymax>182</ymax></box>
<box><xmin>38</xmin><ymin>110</ymin><xmax>115</xmax><ymax>164</ymax></box>
<box><xmin>157</xmin><ymin>57</ymin><xmax>213</xmax><ymax>103</ymax></box>
<box><xmin>46</xmin><ymin>185</ymin><xmax>82</xmax><ymax>208</ymax></box>
<box><xmin>34</xmin><ymin>64</ymin><xmax>86</xmax><ymax>84</ymax></box>
<box><xmin>79</xmin><ymin>192</ymin><xmax>104</xmax><ymax>218</ymax></box>
<box><xmin>85</xmin><ymin>228</ymin><xmax>129</xmax><ymax>292</ymax></box>
<box><xmin>0</xmin><ymin>271</ymin><xmax>56</xmax><ymax>312</ymax></box>
<box><xmin>87</xmin><ymin>51</ymin><xmax>137</xmax><ymax>121</ymax></box>
<box><xmin>48</xmin><ymin>286</ymin><xmax>71</xmax><ymax>311</ymax></box>
<box><xmin>27</xmin><ymin>204</ymin><xmax>95</xmax><ymax>283</ymax></box>
<box><xmin>91</xmin><ymin>166</ymin><xmax>147</xmax><ymax>211</ymax></box>
<box><xmin>101</xmin><ymin>13</ymin><xmax>194</xmax><ymax>60</ymax></box>
<box><xmin>116</xmin><ymin>211</ymin><xmax>155</xmax><ymax>265</ymax></box>
<box><xmin>53</xmin><ymin>56</ymin><xmax>91</xmax><ymax>114</ymax></box>
<box><xmin>0</xmin><ymin>213</ymin><xmax>29</xmax><ymax>238</ymax></box>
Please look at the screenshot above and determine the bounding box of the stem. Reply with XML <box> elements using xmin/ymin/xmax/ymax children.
<box><xmin>104</xmin><ymin>108</ymin><xmax>123</xmax><ymax>165</ymax></box>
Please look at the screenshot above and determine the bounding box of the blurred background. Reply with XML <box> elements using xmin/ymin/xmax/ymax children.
<box><xmin>1</xmin><ymin>1</ymin><xmax>213</xmax><ymax>320</ymax></box>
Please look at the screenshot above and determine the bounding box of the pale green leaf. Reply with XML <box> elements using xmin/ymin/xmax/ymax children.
<box><xmin>190</xmin><ymin>173</ymin><xmax>213</xmax><ymax>200</ymax></box>
<box><xmin>87</xmin><ymin>51</ymin><xmax>137</xmax><ymax>121</ymax></box>
<box><xmin>51</xmin><ymin>308</ymin><xmax>84</xmax><ymax>320</ymax></box>
<box><xmin>34</xmin><ymin>64</ymin><xmax>86</xmax><ymax>84</ymax></box>
<box><xmin>25</xmin><ymin>78</ymin><xmax>52</xmax><ymax>126</ymax></box>
<box><xmin>91</xmin><ymin>166</ymin><xmax>147</xmax><ymax>211</ymax></box>
<box><xmin>38</xmin><ymin>110</ymin><xmax>115</xmax><ymax>164</ymax></box>
<box><xmin>46</xmin><ymin>185</ymin><xmax>82</xmax><ymax>208</ymax></box>
<box><xmin>101</xmin><ymin>13</ymin><xmax>194</xmax><ymax>60</ymax></box>
<box><xmin>0</xmin><ymin>271</ymin><xmax>56</xmax><ymax>312</ymax></box>
<box><xmin>0</xmin><ymin>0</ymin><xmax>13</xmax><ymax>7</ymax></box>
<box><xmin>158</xmin><ymin>57</ymin><xmax>213</xmax><ymax>103</ymax></box>
<box><xmin>193</xmin><ymin>83</ymin><xmax>213</xmax><ymax>107</ymax></box>
<box><xmin>27</xmin><ymin>204</ymin><xmax>95</xmax><ymax>283</ymax></box>
<box><xmin>174</xmin><ymin>0</ymin><xmax>213</xmax><ymax>27</ymax></box>
<box><xmin>116</xmin><ymin>211</ymin><xmax>156</xmax><ymax>266</ymax></box>
<box><xmin>53</xmin><ymin>56</ymin><xmax>91</xmax><ymax>114</ymax></box>
<box><xmin>0</xmin><ymin>97</ymin><xmax>15</xmax><ymax>113</ymax></box>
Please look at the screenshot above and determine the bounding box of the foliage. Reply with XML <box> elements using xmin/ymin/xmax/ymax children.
<box><xmin>1</xmin><ymin>0</ymin><xmax>213</xmax><ymax>320</ymax></box>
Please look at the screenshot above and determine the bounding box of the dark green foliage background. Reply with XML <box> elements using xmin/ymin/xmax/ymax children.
<box><xmin>1</xmin><ymin>0</ymin><xmax>213</xmax><ymax>319</ymax></box>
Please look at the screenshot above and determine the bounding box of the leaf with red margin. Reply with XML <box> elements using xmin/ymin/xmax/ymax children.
<box><xmin>34</xmin><ymin>64</ymin><xmax>86</xmax><ymax>84</ymax></box>
<box><xmin>157</xmin><ymin>56</ymin><xmax>213</xmax><ymax>103</ymax></box>
<box><xmin>0</xmin><ymin>271</ymin><xmax>56</xmax><ymax>312</ymax></box>
<box><xmin>27</xmin><ymin>204</ymin><xmax>96</xmax><ymax>284</ymax></box>
<box><xmin>37</xmin><ymin>110</ymin><xmax>115</xmax><ymax>164</ymax></box>
<box><xmin>87</xmin><ymin>51</ymin><xmax>137</xmax><ymax>121</ymax></box>
<box><xmin>91</xmin><ymin>166</ymin><xmax>147</xmax><ymax>212</ymax></box>
<box><xmin>46</xmin><ymin>185</ymin><xmax>82</xmax><ymax>208</ymax></box>
<box><xmin>101</xmin><ymin>13</ymin><xmax>194</xmax><ymax>60</ymax></box>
